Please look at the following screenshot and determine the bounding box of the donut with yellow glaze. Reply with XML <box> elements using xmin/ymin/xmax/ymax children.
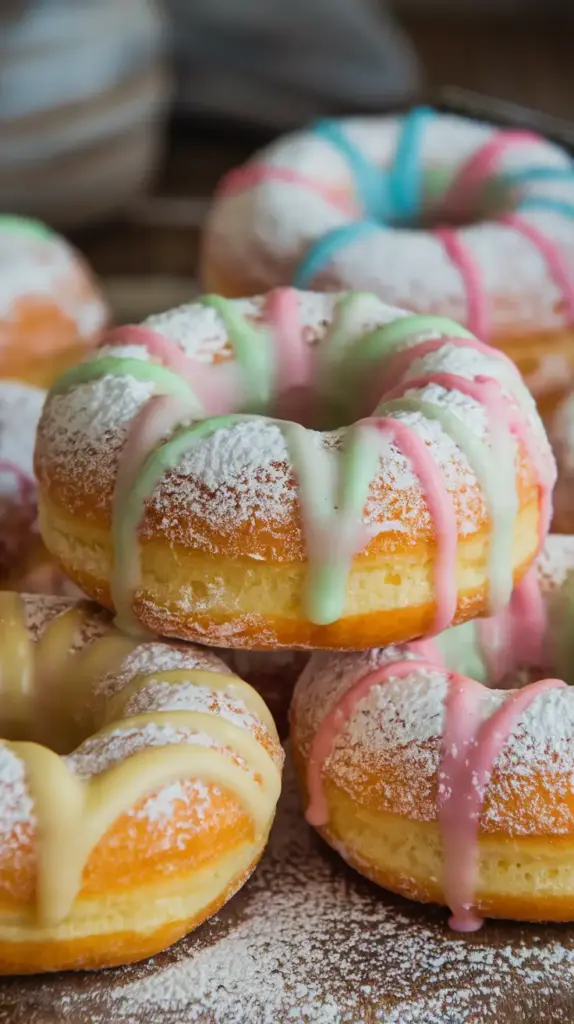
<box><xmin>35</xmin><ymin>289</ymin><xmax>554</xmax><ymax>650</ymax></box>
<box><xmin>204</xmin><ymin>109</ymin><xmax>574</xmax><ymax>420</ymax></box>
<box><xmin>291</xmin><ymin>534</ymin><xmax>574</xmax><ymax>930</ymax></box>
<box><xmin>0</xmin><ymin>593</ymin><xmax>282</xmax><ymax>973</ymax></box>
<box><xmin>0</xmin><ymin>216</ymin><xmax>107</xmax><ymax>388</ymax></box>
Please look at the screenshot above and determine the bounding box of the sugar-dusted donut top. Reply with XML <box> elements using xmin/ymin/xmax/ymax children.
<box><xmin>37</xmin><ymin>290</ymin><xmax>549</xmax><ymax>552</ymax></box>
<box><xmin>37</xmin><ymin>288</ymin><xmax>555</xmax><ymax>635</ymax></box>
<box><xmin>0</xmin><ymin>216</ymin><xmax>107</xmax><ymax>338</ymax></box>
<box><xmin>292</xmin><ymin>534</ymin><xmax>574</xmax><ymax>835</ymax></box>
<box><xmin>207</xmin><ymin>110</ymin><xmax>574</xmax><ymax>333</ymax></box>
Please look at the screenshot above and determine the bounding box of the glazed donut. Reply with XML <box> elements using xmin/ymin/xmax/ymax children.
<box><xmin>291</xmin><ymin>534</ymin><xmax>574</xmax><ymax>929</ymax></box>
<box><xmin>204</xmin><ymin>108</ymin><xmax>574</xmax><ymax>419</ymax></box>
<box><xmin>548</xmin><ymin>391</ymin><xmax>574</xmax><ymax>534</ymax></box>
<box><xmin>35</xmin><ymin>289</ymin><xmax>554</xmax><ymax>649</ymax></box>
<box><xmin>0</xmin><ymin>215</ymin><xmax>107</xmax><ymax>388</ymax></box>
<box><xmin>0</xmin><ymin>592</ymin><xmax>282</xmax><ymax>973</ymax></box>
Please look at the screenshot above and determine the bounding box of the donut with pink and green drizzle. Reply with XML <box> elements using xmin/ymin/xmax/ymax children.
<box><xmin>291</xmin><ymin>534</ymin><xmax>574</xmax><ymax>930</ymax></box>
<box><xmin>35</xmin><ymin>289</ymin><xmax>554</xmax><ymax>649</ymax></box>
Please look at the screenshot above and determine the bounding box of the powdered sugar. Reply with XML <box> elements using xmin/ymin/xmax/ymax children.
<box><xmin>66</xmin><ymin>721</ymin><xmax>218</xmax><ymax>779</ymax></box>
<box><xmin>0</xmin><ymin>231</ymin><xmax>106</xmax><ymax>337</ymax></box>
<box><xmin>292</xmin><ymin>536</ymin><xmax>574</xmax><ymax>834</ymax></box>
<box><xmin>94</xmin><ymin>641</ymin><xmax>231</xmax><ymax>699</ymax></box>
<box><xmin>122</xmin><ymin>680</ymin><xmax>260</xmax><ymax>735</ymax></box>
<box><xmin>10</xmin><ymin>753</ymin><xmax>574</xmax><ymax>1023</ymax></box>
<box><xmin>0</xmin><ymin>742</ymin><xmax>36</xmax><ymax>838</ymax></box>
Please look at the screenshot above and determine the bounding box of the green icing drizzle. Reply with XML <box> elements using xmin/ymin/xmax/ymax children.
<box><xmin>434</xmin><ymin>619</ymin><xmax>491</xmax><ymax>685</ymax></box>
<box><xmin>0</xmin><ymin>215</ymin><xmax>54</xmax><ymax>241</ymax></box>
<box><xmin>381</xmin><ymin>396</ymin><xmax>518</xmax><ymax>612</ymax></box>
<box><xmin>49</xmin><ymin>358</ymin><xmax>197</xmax><ymax>404</ymax></box>
<box><xmin>282</xmin><ymin>419</ymin><xmax>383</xmax><ymax>624</ymax></box>
<box><xmin>100</xmin><ymin>302</ymin><xmax>521</xmax><ymax>632</ymax></box>
<box><xmin>201</xmin><ymin>295</ymin><xmax>274</xmax><ymax>412</ymax></box>
<box><xmin>112</xmin><ymin>414</ymin><xmax>243</xmax><ymax>633</ymax></box>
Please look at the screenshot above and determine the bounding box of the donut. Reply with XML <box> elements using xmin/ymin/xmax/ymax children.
<box><xmin>0</xmin><ymin>592</ymin><xmax>282</xmax><ymax>973</ymax></box>
<box><xmin>0</xmin><ymin>215</ymin><xmax>107</xmax><ymax>388</ymax></box>
<box><xmin>548</xmin><ymin>391</ymin><xmax>574</xmax><ymax>534</ymax></box>
<box><xmin>0</xmin><ymin>381</ymin><xmax>47</xmax><ymax>580</ymax></box>
<box><xmin>204</xmin><ymin>108</ymin><xmax>574</xmax><ymax>419</ymax></box>
<box><xmin>35</xmin><ymin>289</ymin><xmax>554</xmax><ymax>649</ymax></box>
<box><xmin>291</xmin><ymin>534</ymin><xmax>574</xmax><ymax>929</ymax></box>
<box><xmin>0</xmin><ymin>380</ymin><xmax>78</xmax><ymax>594</ymax></box>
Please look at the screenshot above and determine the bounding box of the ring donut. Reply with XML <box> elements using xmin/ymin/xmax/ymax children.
<box><xmin>0</xmin><ymin>593</ymin><xmax>282</xmax><ymax>973</ymax></box>
<box><xmin>36</xmin><ymin>289</ymin><xmax>553</xmax><ymax>649</ymax></box>
<box><xmin>291</xmin><ymin>534</ymin><xmax>574</xmax><ymax>929</ymax></box>
<box><xmin>204</xmin><ymin>109</ymin><xmax>574</xmax><ymax>418</ymax></box>
<box><xmin>0</xmin><ymin>216</ymin><xmax>107</xmax><ymax>388</ymax></box>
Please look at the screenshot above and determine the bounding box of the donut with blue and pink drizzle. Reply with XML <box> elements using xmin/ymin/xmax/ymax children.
<box><xmin>35</xmin><ymin>289</ymin><xmax>553</xmax><ymax>650</ymax></box>
<box><xmin>204</xmin><ymin>109</ymin><xmax>574</xmax><ymax>418</ymax></box>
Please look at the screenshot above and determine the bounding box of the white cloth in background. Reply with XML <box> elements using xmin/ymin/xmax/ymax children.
<box><xmin>0</xmin><ymin>0</ymin><xmax>169</xmax><ymax>227</ymax></box>
<box><xmin>168</xmin><ymin>0</ymin><xmax>420</xmax><ymax>128</ymax></box>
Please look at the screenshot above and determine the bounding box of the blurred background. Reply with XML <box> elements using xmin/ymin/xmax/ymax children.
<box><xmin>1</xmin><ymin>0</ymin><xmax>572</xmax><ymax>321</ymax></box>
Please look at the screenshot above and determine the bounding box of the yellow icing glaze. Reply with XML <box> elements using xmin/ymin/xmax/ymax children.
<box><xmin>0</xmin><ymin>595</ymin><xmax>281</xmax><ymax>928</ymax></box>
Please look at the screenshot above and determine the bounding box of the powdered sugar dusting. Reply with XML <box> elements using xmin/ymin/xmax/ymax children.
<box><xmin>0</xmin><ymin>742</ymin><xmax>36</xmax><ymax>838</ymax></box>
<box><xmin>94</xmin><ymin>641</ymin><xmax>231</xmax><ymax>699</ymax></box>
<box><xmin>292</xmin><ymin>536</ymin><xmax>574</xmax><ymax>834</ymax></box>
<box><xmin>37</xmin><ymin>289</ymin><xmax>550</xmax><ymax>567</ymax></box>
<box><xmin>11</xmin><ymin>753</ymin><xmax>574</xmax><ymax>1024</ymax></box>
<box><xmin>0</xmin><ymin>231</ymin><xmax>106</xmax><ymax>336</ymax></box>
<box><xmin>122</xmin><ymin>680</ymin><xmax>260</xmax><ymax>734</ymax></box>
<box><xmin>66</xmin><ymin>722</ymin><xmax>218</xmax><ymax>779</ymax></box>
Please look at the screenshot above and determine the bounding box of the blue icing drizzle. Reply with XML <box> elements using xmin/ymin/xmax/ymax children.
<box><xmin>293</xmin><ymin>221</ymin><xmax>380</xmax><ymax>288</ymax></box>
<box><xmin>297</xmin><ymin>107</ymin><xmax>435</xmax><ymax>286</ymax></box>
<box><xmin>312</xmin><ymin>119</ymin><xmax>391</xmax><ymax>221</ymax></box>
<box><xmin>501</xmin><ymin>166</ymin><xmax>574</xmax><ymax>188</ymax></box>
<box><xmin>517</xmin><ymin>196</ymin><xmax>574</xmax><ymax>218</ymax></box>
<box><xmin>387</xmin><ymin>106</ymin><xmax>435</xmax><ymax>223</ymax></box>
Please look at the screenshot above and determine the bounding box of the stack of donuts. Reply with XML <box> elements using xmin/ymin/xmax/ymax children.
<box><xmin>4</xmin><ymin>105</ymin><xmax>574</xmax><ymax>981</ymax></box>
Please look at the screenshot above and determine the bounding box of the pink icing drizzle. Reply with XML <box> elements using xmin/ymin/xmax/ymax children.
<box><xmin>103</xmin><ymin>324</ymin><xmax>241</xmax><ymax>416</ymax></box>
<box><xmin>380</xmin><ymin>335</ymin><xmax>521</xmax><ymax>394</ymax></box>
<box><xmin>439</xmin><ymin>674</ymin><xmax>565</xmax><ymax>931</ymax></box>
<box><xmin>442</xmin><ymin>129</ymin><xmax>537</xmax><ymax>214</ymax></box>
<box><xmin>264</xmin><ymin>288</ymin><xmax>315</xmax><ymax>423</ymax></box>
<box><xmin>0</xmin><ymin>459</ymin><xmax>36</xmax><ymax>507</ymax></box>
<box><xmin>385</xmin><ymin>367</ymin><xmax>553</xmax><ymax>546</ymax></box>
<box><xmin>305</xmin><ymin>657</ymin><xmax>432</xmax><ymax>827</ymax></box>
<box><xmin>477</xmin><ymin>568</ymin><xmax>547</xmax><ymax>684</ymax></box>
<box><xmin>499</xmin><ymin>213</ymin><xmax>574</xmax><ymax>322</ymax></box>
<box><xmin>367</xmin><ymin>418</ymin><xmax>457</xmax><ymax>634</ymax></box>
<box><xmin>218</xmin><ymin>164</ymin><xmax>357</xmax><ymax>215</ymax></box>
<box><xmin>305</xmin><ymin>634</ymin><xmax>565</xmax><ymax>932</ymax></box>
<box><xmin>434</xmin><ymin>228</ymin><xmax>488</xmax><ymax>339</ymax></box>
<box><xmin>112</xmin><ymin>394</ymin><xmax>192</xmax><ymax>618</ymax></box>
